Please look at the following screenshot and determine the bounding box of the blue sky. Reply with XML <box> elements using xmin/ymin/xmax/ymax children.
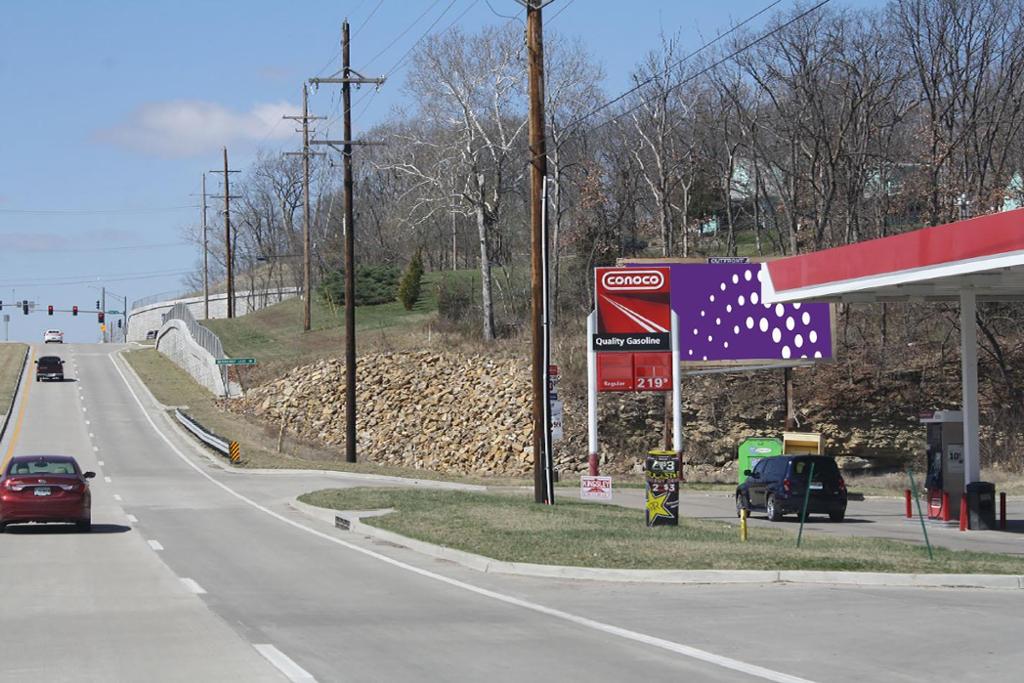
<box><xmin>0</xmin><ymin>0</ymin><xmax>884</xmax><ymax>342</ymax></box>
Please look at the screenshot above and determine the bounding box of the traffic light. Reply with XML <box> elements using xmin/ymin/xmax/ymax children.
<box><xmin>0</xmin><ymin>300</ymin><xmax>3</xmax><ymax>311</ymax></box>
<box><xmin>22</xmin><ymin>301</ymin><xmax>28</xmax><ymax>315</ymax></box>
<box><xmin>48</xmin><ymin>305</ymin><xmax>53</xmax><ymax>316</ymax></box>
<box><xmin>73</xmin><ymin>305</ymin><xmax>78</xmax><ymax>316</ymax></box>
<box><xmin>98</xmin><ymin>312</ymin><xmax>105</xmax><ymax>324</ymax></box>
<box><xmin>96</xmin><ymin>300</ymin><xmax>100</xmax><ymax>310</ymax></box>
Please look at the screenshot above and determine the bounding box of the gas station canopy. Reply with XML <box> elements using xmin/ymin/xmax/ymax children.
<box><xmin>759</xmin><ymin>207</ymin><xmax>1024</xmax><ymax>499</ymax></box>
<box><xmin>761</xmin><ymin>208</ymin><xmax>1024</xmax><ymax>304</ymax></box>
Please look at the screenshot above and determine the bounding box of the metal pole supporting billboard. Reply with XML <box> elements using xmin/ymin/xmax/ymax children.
<box><xmin>586</xmin><ymin>310</ymin><xmax>598</xmax><ymax>475</ymax></box>
<box><xmin>540</xmin><ymin>177</ymin><xmax>555</xmax><ymax>504</ymax></box>
<box><xmin>671</xmin><ymin>310</ymin><xmax>682</xmax><ymax>454</ymax></box>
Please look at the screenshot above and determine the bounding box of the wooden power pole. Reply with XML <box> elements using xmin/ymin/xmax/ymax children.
<box><xmin>285</xmin><ymin>85</ymin><xmax>326</xmax><ymax>332</ymax></box>
<box><xmin>526</xmin><ymin>0</ymin><xmax>555</xmax><ymax>504</ymax></box>
<box><xmin>201</xmin><ymin>173</ymin><xmax>209</xmax><ymax>320</ymax></box>
<box><xmin>211</xmin><ymin>149</ymin><xmax>240</xmax><ymax>318</ymax></box>
<box><xmin>309</xmin><ymin>20</ymin><xmax>385</xmax><ymax>463</ymax></box>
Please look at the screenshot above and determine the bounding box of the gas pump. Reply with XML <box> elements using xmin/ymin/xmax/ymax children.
<box><xmin>920</xmin><ymin>410</ymin><xmax>964</xmax><ymax>521</ymax></box>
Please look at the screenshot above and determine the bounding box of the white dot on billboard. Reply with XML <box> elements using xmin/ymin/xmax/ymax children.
<box><xmin>724</xmin><ymin>341</ymin><xmax>729</xmax><ymax>348</ymax></box>
<box><xmin>693</xmin><ymin>328</ymin><xmax>698</xmax><ymax>335</ymax></box>
<box><xmin>814</xmin><ymin>351</ymin><xmax>822</xmax><ymax>358</ymax></box>
<box><xmin>810</xmin><ymin>330</ymin><xmax>818</xmax><ymax>343</ymax></box>
<box><xmin>793</xmin><ymin>302</ymin><xmax>801</xmax><ymax>309</ymax></box>
<box><xmin>801</xmin><ymin>354</ymin><xmax>808</xmax><ymax>359</ymax></box>
<box><xmin>734</xmin><ymin>325</ymin><xmax>740</xmax><ymax>334</ymax></box>
<box><xmin>751</xmin><ymin>292</ymin><xmax>759</xmax><ymax>304</ymax></box>
<box><xmin>772</xmin><ymin>328</ymin><xmax>781</xmax><ymax>343</ymax></box>
<box><xmin>726</xmin><ymin>304</ymin><xmax>732</xmax><ymax>313</ymax></box>
<box><xmin>700</xmin><ymin>310</ymin><xmax>706</xmax><ymax>317</ymax></box>
<box><xmin>782</xmin><ymin>345</ymin><xmax>792</xmax><ymax>359</ymax></box>
<box><xmin>757</xmin><ymin>269</ymin><xmax>764</xmax><ymax>282</ymax></box>
<box><xmin>738</xmin><ymin>295</ymin><xmax>745</xmax><ymax>306</ymax></box>
<box><xmin>775</xmin><ymin>304</ymin><xmax>784</xmax><ymax>317</ymax></box>
<box><xmin>689</xmin><ymin>349</ymin><xmax>693</xmax><ymax>356</ymax></box>
<box><xmin>802</xmin><ymin>311</ymin><xmax>811</xmax><ymax>325</ymax></box>
<box><xmin>746</xmin><ymin>317</ymin><xmax>754</xmax><ymax>329</ymax></box>
<box><xmin>702</xmin><ymin>356</ymin><xmax>708</xmax><ymax>361</ymax></box>
<box><xmin>795</xmin><ymin>334</ymin><xmax>803</xmax><ymax>348</ymax></box>
<box><xmin>707</xmin><ymin>335</ymin><xmax>713</xmax><ymax>342</ymax></box>
<box><xmin>720</xmin><ymin>282</ymin><xmax>727</xmax><ymax>291</ymax></box>
<box><xmin>786</xmin><ymin>316</ymin><xmax>795</xmax><ymax>331</ymax></box>
<box><xmin>710</xmin><ymin>294</ymin><xmax>715</xmax><ymax>302</ymax></box>
<box><xmin>732</xmin><ymin>274</ymin><xmax>739</xmax><ymax>284</ymax></box>
<box><xmin>745</xmin><ymin>270</ymin><xmax>753</xmax><ymax>281</ymax></box>
<box><xmin>759</xmin><ymin>318</ymin><xmax>769</xmax><ymax>332</ymax></box>
<box><xmin>715</xmin><ymin>318</ymin><xmax>721</xmax><ymax>325</ymax></box>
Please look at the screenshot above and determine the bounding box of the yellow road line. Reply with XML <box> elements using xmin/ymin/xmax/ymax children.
<box><xmin>2</xmin><ymin>348</ymin><xmax>36</xmax><ymax>471</ymax></box>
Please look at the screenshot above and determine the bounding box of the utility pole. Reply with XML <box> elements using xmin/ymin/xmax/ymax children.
<box><xmin>284</xmin><ymin>85</ymin><xmax>326</xmax><ymax>332</ymax></box>
<box><xmin>309</xmin><ymin>20</ymin><xmax>385</xmax><ymax>464</ymax></box>
<box><xmin>524</xmin><ymin>0</ymin><xmax>555</xmax><ymax>504</ymax></box>
<box><xmin>201</xmin><ymin>173</ymin><xmax>209</xmax><ymax>320</ymax></box>
<box><xmin>210</xmin><ymin>149</ymin><xmax>240</xmax><ymax>318</ymax></box>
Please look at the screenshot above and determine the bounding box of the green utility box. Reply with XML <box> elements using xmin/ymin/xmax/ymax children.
<box><xmin>737</xmin><ymin>437</ymin><xmax>783</xmax><ymax>483</ymax></box>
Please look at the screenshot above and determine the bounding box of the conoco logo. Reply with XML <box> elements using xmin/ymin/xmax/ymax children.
<box><xmin>601</xmin><ymin>269</ymin><xmax>665</xmax><ymax>291</ymax></box>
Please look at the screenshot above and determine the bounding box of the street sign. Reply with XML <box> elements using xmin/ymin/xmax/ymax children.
<box><xmin>580</xmin><ymin>475</ymin><xmax>612</xmax><ymax>501</ymax></box>
<box><xmin>100</xmin><ymin>324</ymin><xmax>106</xmax><ymax>332</ymax></box>
<box><xmin>549</xmin><ymin>399</ymin><xmax>564</xmax><ymax>442</ymax></box>
<box><xmin>215</xmin><ymin>358</ymin><xmax>257</xmax><ymax>366</ymax></box>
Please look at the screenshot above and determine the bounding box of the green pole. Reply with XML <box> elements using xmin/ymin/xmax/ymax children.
<box><xmin>796</xmin><ymin>462</ymin><xmax>815</xmax><ymax>548</ymax></box>
<box><xmin>907</xmin><ymin>468</ymin><xmax>934</xmax><ymax>560</ymax></box>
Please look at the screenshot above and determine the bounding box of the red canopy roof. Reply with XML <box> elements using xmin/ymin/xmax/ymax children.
<box><xmin>761</xmin><ymin>209</ymin><xmax>1024</xmax><ymax>303</ymax></box>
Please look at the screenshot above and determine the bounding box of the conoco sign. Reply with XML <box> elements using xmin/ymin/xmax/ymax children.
<box><xmin>593</xmin><ymin>266</ymin><xmax>672</xmax><ymax>351</ymax></box>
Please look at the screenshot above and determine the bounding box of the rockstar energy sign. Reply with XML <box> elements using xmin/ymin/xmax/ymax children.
<box><xmin>645</xmin><ymin>451</ymin><xmax>680</xmax><ymax>527</ymax></box>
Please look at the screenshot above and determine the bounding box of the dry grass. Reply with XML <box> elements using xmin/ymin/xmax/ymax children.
<box><xmin>0</xmin><ymin>343</ymin><xmax>28</xmax><ymax>416</ymax></box>
<box><xmin>300</xmin><ymin>487</ymin><xmax>1024</xmax><ymax>573</ymax></box>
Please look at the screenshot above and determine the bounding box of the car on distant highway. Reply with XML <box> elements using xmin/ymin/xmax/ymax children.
<box><xmin>43</xmin><ymin>329</ymin><xmax>64</xmax><ymax>343</ymax></box>
<box><xmin>0</xmin><ymin>455</ymin><xmax>95</xmax><ymax>532</ymax></box>
<box><xmin>736</xmin><ymin>454</ymin><xmax>848</xmax><ymax>522</ymax></box>
<box><xmin>35</xmin><ymin>355</ymin><xmax>65</xmax><ymax>382</ymax></box>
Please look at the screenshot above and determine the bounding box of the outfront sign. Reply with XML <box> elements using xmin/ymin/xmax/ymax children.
<box><xmin>593</xmin><ymin>267</ymin><xmax>672</xmax><ymax>351</ymax></box>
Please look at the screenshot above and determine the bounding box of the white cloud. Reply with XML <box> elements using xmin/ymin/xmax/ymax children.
<box><xmin>96</xmin><ymin>100</ymin><xmax>299</xmax><ymax>157</ymax></box>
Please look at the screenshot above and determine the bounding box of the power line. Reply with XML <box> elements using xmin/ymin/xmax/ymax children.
<box><xmin>363</xmin><ymin>0</ymin><xmax>444</xmax><ymax>69</ymax></box>
<box><xmin>382</xmin><ymin>0</ymin><xmax>480</xmax><ymax>78</ymax></box>
<box><xmin>352</xmin><ymin>0</ymin><xmax>385</xmax><ymax>39</ymax></box>
<box><xmin>563</xmin><ymin>0</ymin><xmax>791</xmax><ymax>134</ymax></box>
<box><xmin>0</xmin><ymin>205</ymin><xmax>197</xmax><ymax>215</ymax></box>
<box><xmin>1</xmin><ymin>241</ymin><xmax>190</xmax><ymax>253</ymax></box>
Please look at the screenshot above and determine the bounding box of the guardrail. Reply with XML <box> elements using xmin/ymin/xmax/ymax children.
<box><xmin>132</xmin><ymin>289</ymin><xmax>197</xmax><ymax>310</ymax></box>
<box><xmin>174</xmin><ymin>409</ymin><xmax>240</xmax><ymax>463</ymax></box>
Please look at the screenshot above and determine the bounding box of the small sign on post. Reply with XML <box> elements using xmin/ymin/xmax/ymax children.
<box><xmin>215</xmin><ymin>358</ymin><xmax>257</xmax><ymax>366</ymax></box>
<box><xmin>580</xmin><ymin>475</ymin><xmax>612</xmax><ymax>501</ymax></box>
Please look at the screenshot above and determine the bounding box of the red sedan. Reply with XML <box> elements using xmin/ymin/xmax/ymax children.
<box><xmin>0</xmin><ymin>456</ymin><xmax>95</xmax><ymax>532</ymax></box>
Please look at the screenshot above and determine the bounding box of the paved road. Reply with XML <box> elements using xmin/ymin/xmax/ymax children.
<box><xmin>2</xmin><ymin>343</ymin><xmax>1023</xmax><ymax>682</ymax></box>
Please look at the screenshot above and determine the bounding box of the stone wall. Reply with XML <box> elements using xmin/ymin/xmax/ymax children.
<box><xmin>231</xmin><ymin>351</ymin><xmax>926</xmax><ymax>479</ymax></box>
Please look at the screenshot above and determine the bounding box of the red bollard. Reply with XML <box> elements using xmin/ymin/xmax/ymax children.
<box><xmin>904</xmin><ymin>489</ymin><xmax>912</xmax><ymax>518</ymax></box>
<box><xmin>1000</xmin><ymin>492</ymin><xmax>1007</xmax><ymax>530</ymax></box>
<box><xmin>959</xmin><ymin>493</ymin><xmax>969</xmax><ymax>531</ymax></box>
<box><xmin>941</xmin><ymin>491</ymin><xmax>951</xmax><ymax>523</ymax></box>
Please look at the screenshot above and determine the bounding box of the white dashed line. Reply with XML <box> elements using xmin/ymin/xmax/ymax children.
<box><xmin>104</xmin><ymin>476</ymin><xmax>112</xmax><ymax>483</ymax></box>
<box><xmin>180</xmin><ymin>578</ymin><xmax>207</xmax><ymax>595</ymax></box>
<box><xmin>253</xmin><ymin>644</ymin><xmax>316</xmax><ymax>682</ymax></box>
<box><xmin>82</xmin><ymin>407</ymin><xmax>87</xmax><ymax>412</ymax></box>
<box><xmin>93</xmin><ymin>446</ymin><xmax>99</xmax><ymax>452</ymax></box>
<box><xmin>113</xmin><ymin>494</ymin><xmax>122</xmax><ymax>502</ymax></box>
<box><xmin>97</xmin><ymin>460</ymin><xmax>104</xmax><ymax>466</ymax></box>
<box><xmin>89</xmin><ymin>432</ymin><xmax>94</xmax><ymax>438</ymax></box>
<box><xmin>85</xmin><ymin>420</ymin><xmax>90</xmax><ymax>425</ymax></box>
<box><xmin>126</xmin><ymin>514</ymin><xmax>138</xmax><ymax>523</ymax></box>
<box><xmin>147</xmin><ymin>540</ymin><xmax>164</xmax><ymax>551</ymax></box>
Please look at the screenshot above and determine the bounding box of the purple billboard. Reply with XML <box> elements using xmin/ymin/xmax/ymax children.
<box><xmin>638</xmin><ymin>262</ymin><xmax>834</xmax><ymax>365</ymax></box>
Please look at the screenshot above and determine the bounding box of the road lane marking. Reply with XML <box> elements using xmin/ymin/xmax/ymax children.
<box><xmin>180</xmin><ymin>578</ymin><xmax>207</xmax><ymax>594</ymax></box>
<box><xmin>98</xmin><ymin>460</ymin><xmax>104</xmax><ymax>466</ymax></box>
<box><xmin>89</xmin><ymin>432</ymin><xmax>94</xmax><ymax>438</ymax></box>
<box><xmin>82</xmin><ymin>407</ymin><xmax>87</xmax><ymax>412</ymax></box>
<box><xmin>113</xmin><ymin>494</ymin><xmax>122</xmax><ymax>502</ymax></box>
<box><xmin>104</xmin><ymin>476</ymin><xmax>112</xmax><ymax>483</ymax></box>
<box><xmin>111</xmin><ymin>353</ymin><xmax>814</xmax><ymax>683</ymax></box>
<box><xmin>147</xmin><ymin>540</ymin><xmax>164</xmax><ymax>551</ymax></box>
<box><xmin>2</xmin><ymin>349</ymin><xmax>37</xmax><ymax>471</ymax></box>
<box><xmin>93</xmin><ymin>446</ymin><xmax>99</xmax><ymax>452</ymax></box>
<box><xmin>253</xmin><ymin>645</ymin><xmax>316</xmax><ymax>683</ymax></box>
<box><xmin>126</xmin><ymin>514</ymin><xmax>138</xmax><ymax>523</ymax></box>
<box><xmin>85</xmin><ymin>420</ymin><xmax>90</xmax><ymax>425</ymax></box>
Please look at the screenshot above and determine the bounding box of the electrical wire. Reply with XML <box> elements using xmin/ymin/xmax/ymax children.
<box><xmin>0</xmin><ymin>205</ymin><xmax>197</xmax><ymax>215</ymax></box>
<box><xmin>562</xmin><ymin>0</ymin><xmax>788</xmax><ymax>134</ymax></box>
<box><xmin>363</xmin><ymin>0</ymin><xmax>444</xmax><ymax>69</ymax></box>
<box><xmin>352</xmin><ymin>0</ymin><xmax>385</xmax><ymax>39</ymax></box>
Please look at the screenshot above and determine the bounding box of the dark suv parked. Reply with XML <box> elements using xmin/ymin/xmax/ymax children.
<box><xmin>736</xmin><ymin>455</ymin><xmax>847</xmax><ymax>522</ymax></box>
<box><xmin>35</xmin><ymin>356</ymin><xmax>65</xmax><ymax>382</ymax></box>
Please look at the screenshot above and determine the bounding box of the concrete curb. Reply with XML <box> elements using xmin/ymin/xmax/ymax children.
<box><xmin>0</xmin><ymin>345</ymin><xmax>30</xmax><ymax>444</ymax></box>
<box><xmin>287</xmin><ymin>501</ymin><xmax>1024</xmax><ymax>590</ymax></box>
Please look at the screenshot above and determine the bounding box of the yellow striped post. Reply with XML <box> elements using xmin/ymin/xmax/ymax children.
<box><xmin>229</xmin><ymin>441</ymin><xmax>240</xmax><ymax>463</ymax></box>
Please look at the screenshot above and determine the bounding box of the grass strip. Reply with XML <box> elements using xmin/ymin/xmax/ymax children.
<box><xmin>0</xmin><ymin>343</ymin><xmax>28</xmax><ymax>416</ymax></box>
<box><xmin>299</xmin><ymin>487</ymin><xmax>1024</xmax><ymax>574</ymax></box>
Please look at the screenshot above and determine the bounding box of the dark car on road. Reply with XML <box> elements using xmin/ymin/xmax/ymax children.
<box><xmin>35</xmin><ymin>355</ymin><xmax>65</xmax><ymax>382</ymax></box>
<box><xmin>736</xmin><ymin>454</ymin><xmax>847</xmax><ymax>522</ymax></box>
<box><xmin>0</xmin><ymin>455</ymin><xmax>95</xmax><ymax>532</ymax></box>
